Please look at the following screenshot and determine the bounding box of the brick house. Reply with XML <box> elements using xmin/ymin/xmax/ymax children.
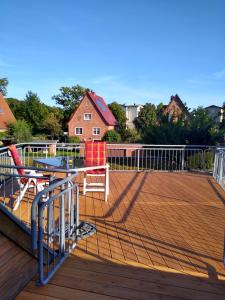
<box><xmin>0</xmin><ymin>92</ymin><xmax>16</xmax><ymax>132</ymax></box>
<box><xmin>68</xmin><ymin>91</ymin><xmax>117</xmax><ymax>141</ymax></box>
<box><xmin>162</xmin><ymin>94</ymin><xmax>190</xmax><ymax>122</ymax></box>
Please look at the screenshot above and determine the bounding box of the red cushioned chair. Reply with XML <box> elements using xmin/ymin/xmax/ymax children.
<box><xmin>8</xmin><ymin>145</ymin><xmax>49</xmax><ymax>210</ymax></box>
<box><xmin>83</xmin><ymin>141</ymin><xmax>109</xmax><ymax>201</ymax></box>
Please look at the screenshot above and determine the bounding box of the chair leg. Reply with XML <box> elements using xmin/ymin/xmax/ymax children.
<box><xmin>104</xmin><ymin>174</ymin><xmax>107</xmax><ymax>202</ymax></box>
<box><xmin>13</xmin><ymin>182</ymin><xmax>29</xmax><ymax>211</ymax></box>
<box><xmin>83</xmin><ymin>173</ymin><xmax>87</xmax><ymax>195</ymax></box>
<box><xmin>104</xmin><ymin>168</ymin><xmax>109</xmax><ymax>202</ymax></box>
<box><xmin>106</xmin><ymin>167</ymin><xmax>109</xmax><ymax>196</ymax></box>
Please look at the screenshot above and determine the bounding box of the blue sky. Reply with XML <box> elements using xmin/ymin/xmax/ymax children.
<box><xmin>1</xmin><ymin>0</ymin><xmax>225</xmax><ymax>108</ymax></box>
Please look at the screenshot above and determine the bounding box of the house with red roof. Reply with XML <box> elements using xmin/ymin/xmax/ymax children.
<box><xmin>0</xmin><ymin>92</ymin><xmax>16</xmax><ymax>132</ymax></box>
<box><xmin>67</xmin><ymin>91</ymin><xmax>117</xmax><ymax>141</ymax></box>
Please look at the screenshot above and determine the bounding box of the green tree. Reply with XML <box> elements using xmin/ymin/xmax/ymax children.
<box><xmin>52</xmin><ymin>84</ymin><xmax>90</xmax><ymax>124</ymax></box>
<box><xmin>7</xmin><ymin>120</ymin><xmax>32</xmax><ymax>143</ymax></box>
<box><xmin>187</xmin><ymin>107</ymin><xmax>219</xmax><ymax>145</ymax></box>
<box><xmin>103</xmin><ymin>130</ymin><xmax>121</xmax><ymax>142</ymax></box>
<box><xmin>122</xmin><ymin>128</ymin><xmax>141</xmax><ymax>143</ymax></box>
<box><xmin>108</xmin><ymin>102</ymin><xmax>127</xmax><ymax>133</ymax></box>
<box><xmin>0</xmin><ymin>78</ymin><xmax>8</xmax><ymax>96</ymax></box>
<box><xmin>143</xmin><ymin>121</ymin><xmax>187</xmax><ymax>144</ymax></box>
<box><xmin>24</xmin><ymin>91</ymin><xmax>49</xmax><ymax>134</ymax></box>
<box><xmin>45</xmin><ymin>105</ymin><xmax>64</xmax><ymax>122</ymax></box>
<box><xmin>134</xmin><ymin>103</ymin><xmax>158</xmax><ymax>133</ymax></box>
<box><xmin>42</xmin><ymin>112</ymin><xmax>63</xmax><ymax>139</ymax></box>
<box><xmin>6</xmin><ymin>98</ymin><xmax>27</xmax><ymax>120</ymax></box>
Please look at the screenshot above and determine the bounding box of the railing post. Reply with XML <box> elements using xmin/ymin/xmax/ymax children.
<box><xmin>137</xmin><ymin>149</ymin><xmax>140</xmax><ymax>172</ymax></box>
<box><xmin>60</xmin><ymin>184</ymin><xmax>65</xmax><ymax>254</ymax></box>
<box><xmin>219</xmin><ymin>153</ymin><xmax>224</xmax><ymax>186</ymax></box>
<box><xmin>45</xmin><ymin>145</ymin><xmax>48</xmax><ymax>159</ymax></box>
<box><xmin>48</xmin><ymin>176</ymin><xmax>54</xmax><ymax>239</ymax></box>
<box><xmin>75</xmin><ymin>185</ymin><xmax>79</xmax><ymax>237</ymax></box>
<box><xmin>181</xmin><ymin>148</ymin><xmax>185</xmax><ymax>171</ymax></box>
<box><xmin>213</xmin><ymin>151</ymin><xmax>218</xmax><ymax>179</ymax></box>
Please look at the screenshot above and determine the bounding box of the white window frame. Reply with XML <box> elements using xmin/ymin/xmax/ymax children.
<box><xmin>84</xmin><ymin>113</ymin><xmax>92</xmax><ymax>121</ymax></box>
<box><xmin>93</xmin><ymin>127</ymin><xmax>100</xmax><ymax>135</ymax></box>
<box><xmin>75</xmin><ymin>127</ymin><xmax>83</xmax><ymax>135</ymax></box>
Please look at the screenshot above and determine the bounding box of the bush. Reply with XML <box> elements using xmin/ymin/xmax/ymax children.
<box><xmin>32</xmin><ymin>134</ymin><xmax>48</xmax><ymax>141</ymax></box>
<box><xmin>122</xmin><ymin>128</ymin><xmax>141</xmax><ymax>143</ymax></box>
<box><xmin>187</xmin><ymin>150</ymin><xmax>214</xmax><ymax>171</ymax></box>
<box><xmin>103</xmin><ymin>130</ymin><xmax>121</xmax><ymax>142</ymax></box>
<box><xmin>7</xmin><ymin>120</ymin><xmax>32</xmax><ymax>143</ymax></box>
<box><xmin>68</xmin><ymin>136</ymin><xmax>80</xmax><ymax>143</ymax></box>
<box><xmin>0</xmin><ymin>131</ymin><xmax>7</xmax><ymax>138</ymax></box>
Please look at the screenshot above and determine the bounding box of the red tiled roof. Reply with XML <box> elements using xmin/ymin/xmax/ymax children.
<box><xmin>87</xmin><ymin>92</ymin><xmax>117</xmax><ymax>126</ymax></box>
<box><xmin>0</xmin><ymin>93</ymin><xmax>16</xmax><ymax>130</ymax></box>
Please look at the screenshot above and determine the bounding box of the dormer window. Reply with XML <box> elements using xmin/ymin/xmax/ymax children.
<box><xmin>84</xmin><ymin>113</ymin><xmax>92</xmax><ymax>120</ymax></box>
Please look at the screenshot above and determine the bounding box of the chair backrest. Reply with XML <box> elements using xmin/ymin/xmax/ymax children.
<box><xmin>85</xmin><ymin>141</ymin><xmax>107</xmax><ymax>166</ymax></box>
<box><xmin>8</xmin><ymin>145</ymin><xmax>25</xmax><ymax>176</ymax></box>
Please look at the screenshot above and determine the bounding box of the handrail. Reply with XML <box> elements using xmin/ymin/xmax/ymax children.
<box><xmin>0</xmin><ymin>163</ymin><xmax>76</xmax><ymax>174</ymax></box>
<box><xmin>31</xmin><ymin>173</ymin><xmax>77</xmax><ymax>251</ymax></box>
<box><xmin>0</xmin><ymin>142</ymin><xmax>217</xmax><ymax>151</ymax></box>
<box><xmin>31</xmin><ymin>173</ymin><xmax>79</xmax><ymax>285</ymax></box>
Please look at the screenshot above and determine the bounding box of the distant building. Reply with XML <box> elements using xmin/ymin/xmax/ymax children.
<box><xmin>0</xmin><ymin>92</ymin><xmax>16</xmax><ymax>132</ymax></box>
<box><xmin>162</xmin><ymin>94</ymin><xmax>189</xmax><ymax>122</ymax></box>
<box><xmin>67</xmin><ymin>91</ymin><xmax>117</xmax><ymax>141</ymax></box>
<box><xmin>121</xmin><ymin>104</ymin><xmax>143</xmax><ymax>129</ymax></box>
<box><xmin>205</xmin><ymin>105</ymin><xmax>223</xmax><ymax>123</ymax></box>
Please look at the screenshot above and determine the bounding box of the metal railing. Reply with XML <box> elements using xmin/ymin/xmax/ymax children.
<box><xmin>31</xmin><ymin>173</ymin><xmax>79</xmax><ymax>285</ymax></box>
<box><xmin>107</xmin><ymin>146</ymin><xmax>215</xmax><ymax>172</ymax></box>
<box><xmin>0</xmin><ymin>142</ymin><xmax>216</xmax><ymax>173</ymax></box>
<box><xmin>212</xmin><ymin>148</ymin><xmax>225</xmax><ymax>268</ymax></box>
<box><xmin>213</xmin><ymin>148</ymin><xmax>225</xmax><ymax>191</ymax></box>
<box><xmin>0</xmin><ymin>163</ymin><xmax>75</xmax><ymax>226</ymax></box>
<box><xmin>0</xmin><ymin>163</ymin><xmax>80</xmax><ymax>285</ymax></box>
<box><xmin>0</xmin><ymin>162</ymin><xmax>98</xmax><ymax>285</ymax></box>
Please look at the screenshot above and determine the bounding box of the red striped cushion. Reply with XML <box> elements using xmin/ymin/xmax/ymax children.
<box><xmin>8</xmin><ymin>145</ymin><xmax>25</xmax><ymax>176</ymax></box>
<box><xmin>85</xmin><ymin>141</ymin><xmax>106</xmax><ymax>165</ymax></box>
<box><xmin>85</xmin><ymin>141</ymin><xmax>106</xmax><ymax>174</ymax></box>
<box><xmin>8</xmin><ymin>144</ymin><xmax>49</xmax><ymax>186</ymax></box>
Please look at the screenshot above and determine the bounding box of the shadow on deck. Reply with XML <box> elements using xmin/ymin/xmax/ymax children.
<box><xmin>9</xmin><ymin>172</ymin><xmax>225</xmax><ymax>299</ymax></box>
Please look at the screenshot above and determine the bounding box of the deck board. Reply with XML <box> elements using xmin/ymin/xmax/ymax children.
<box><xmin>0</xmin><ymin>233</ymin><xmax>37</xmax><ymax>300</ymax></box>
<box><xmin>14</xmin><ymin>172</ymin><xmax>225</xmax><ymax>299</ymax></box>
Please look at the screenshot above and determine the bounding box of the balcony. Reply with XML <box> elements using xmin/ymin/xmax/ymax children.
<box><xmin>0</xmin><ymin>143</ymin><xmax>225</xmax><ymax>299</ymax></box>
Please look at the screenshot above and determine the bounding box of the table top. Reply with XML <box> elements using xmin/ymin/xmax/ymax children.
<box><xmin>34</xmin><ymin>157</ymin><xmax>107</xmax><ymax>172</ymax></box>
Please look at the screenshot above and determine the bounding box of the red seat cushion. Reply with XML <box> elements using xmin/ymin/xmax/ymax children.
<box><xmin>8</xmin><ymin>144</ymin><xmax>50</xmax><ymax>185</ymax></box>
<box><xmin>85</xmin><ymin>168</ymin><xmax>106</xmax><ymax>175</ymax></box>
<box><xmin>8</xmin><ymin>145</ymin><xmax>25</xmax><ymax>176</ymax></box>
<box><xmin>84</xmin><ymin>141</ymin><xmax>107</xmax><ymax>175</ymax></box>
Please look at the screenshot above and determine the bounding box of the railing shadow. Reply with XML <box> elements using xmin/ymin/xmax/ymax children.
<box><xmin>79</xmin><ymin>172</ymin><xmax>225</xmax><ymax>283</ymax></box>
<box><xmin>207</xmin><ymin>178</ymin><xmax>225</xmax><ymax>206</ymax></box>
<box><xmin>21</xmin><ymin>251</ymin><xmax>225</xmax><ymax>299</ymax></box>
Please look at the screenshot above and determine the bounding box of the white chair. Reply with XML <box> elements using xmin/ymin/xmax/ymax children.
<box><xmin>83</xmin><ymin>141</ymin><xmax>109</xmax><ymax>201</ymax></box>
<box><xmin>8</xmin><ymin>145</ymin><xmax>49</xmax><ymax>210</ymax></box>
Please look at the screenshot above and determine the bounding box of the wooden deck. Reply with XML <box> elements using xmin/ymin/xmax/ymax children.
<box><xmin>0</xmin><ymin>233</ymin><xmax>36</xmax><ymax>300</ymax></box>
<box><xmin>14</xmin><ymin>172</ymin><xmax>225</xmax><ymax>299</ymax></box>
